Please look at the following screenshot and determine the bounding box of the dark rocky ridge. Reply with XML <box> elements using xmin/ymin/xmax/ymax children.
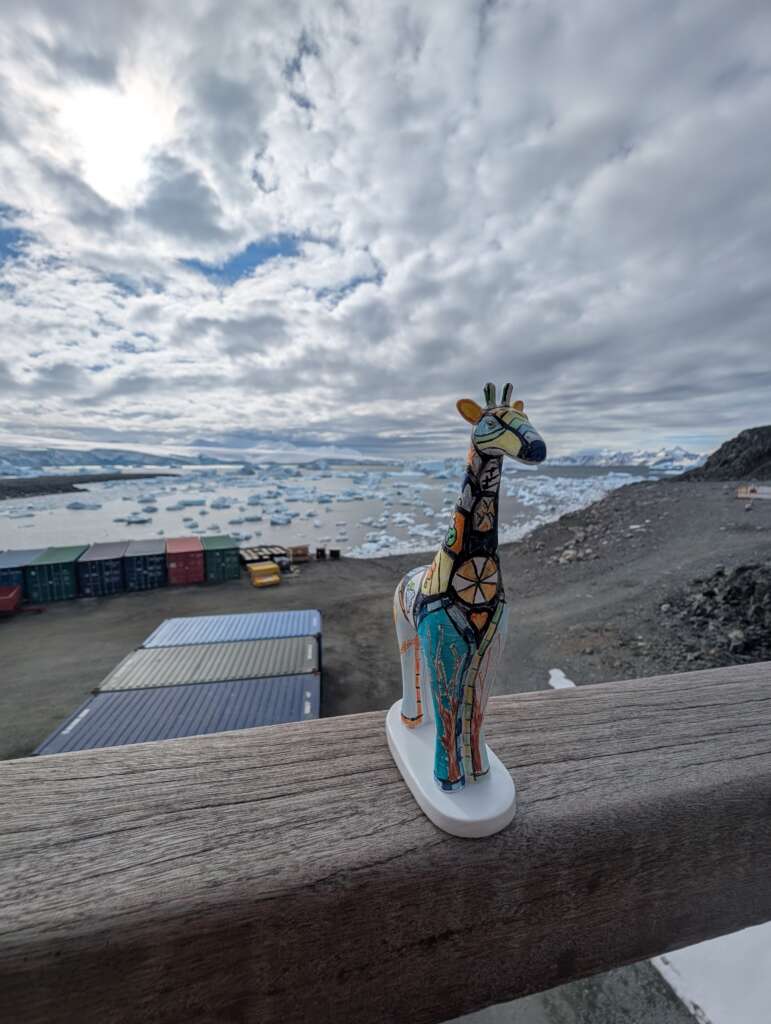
<box><xmin>0</xmin><ymin>472</ymin><xmax>173</xmax><ymax>501</ymax></box>
<box><xmin>680</xmin><ymin>425</ymin><xmax>771</xmax><ymax>480</ymax></box>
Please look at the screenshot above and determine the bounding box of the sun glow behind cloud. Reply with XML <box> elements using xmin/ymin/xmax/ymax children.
<box><xmin>57</xmin><ymin>79</ymin><xmax>177</xmax><ymax>205</ymax></box>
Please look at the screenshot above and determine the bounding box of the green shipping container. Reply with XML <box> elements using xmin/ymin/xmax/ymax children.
<box><xmin>25</xmin><ymin>546</ymin><xmax>89</xmax><ymax>603</ymax></box>
<box><xmin>201</xmin><ymin>535</ymin><xmax>241</xmax><ymax>583</ymax></box>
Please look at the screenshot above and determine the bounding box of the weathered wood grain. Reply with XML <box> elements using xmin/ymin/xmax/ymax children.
<box><xmin>1</xmin><ymin>663</ymin><xmax>770</xmax><ymax>1024</ymax></box>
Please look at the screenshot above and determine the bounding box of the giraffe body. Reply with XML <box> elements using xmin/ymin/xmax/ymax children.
<box><xmin>392</xmin><ymin>383</ymin><xmax>546</xmax><ymax>794</ymax></box>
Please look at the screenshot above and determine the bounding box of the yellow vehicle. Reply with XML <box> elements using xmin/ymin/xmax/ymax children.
<box><xmin>247</xmin><ymin>561</ymin><xmax>281</xmax><ymax>588</ymax></box>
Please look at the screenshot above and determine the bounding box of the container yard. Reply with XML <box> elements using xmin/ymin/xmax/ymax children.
<box><xmin>0</xmin><ymin>546</ymin><xmax>372</xmax><ymax>760</ymax></box>
<box><xmin>33</xmin><ymin>610</ymin><xmax>323</xmax><ymax>755</ymax></box>
<box><xmin>0</xmin><ymin>534</ymin><xmax>255</xmax><ymax>605</ymax></box>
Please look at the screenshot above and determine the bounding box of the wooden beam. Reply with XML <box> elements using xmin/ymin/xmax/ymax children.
<box><xmin>1</xmin><ymin>663</ymin><xmax>770</xmax><ymax>1024</ymax></box>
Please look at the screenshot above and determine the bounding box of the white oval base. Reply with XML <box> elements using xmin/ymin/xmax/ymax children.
<box><xmin>386</xmin><ymin>701</ymin><xmax>516</xmax><ymax>838</ymax></box>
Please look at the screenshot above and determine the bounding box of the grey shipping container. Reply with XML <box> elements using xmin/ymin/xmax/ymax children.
<box><xmin>143</xmin><ymin>609</ymin><xmax>322</xmax><ymax>648</ymax></box>
<box><xmin>0</xmin><ymin>549</ymin><xmax>45</xmax><ymax>595</ymax></box>
<box><xmin>25</xmin><ymin>546</ymin><xmax>89</xmax><ymax>602</ymax></box>
<box><xmin>77</xmin><ymin>542</ymin><xmax>128</xmax><ymax>597</ymax></box>
<box><xmin>34</xmin><ymin>674</ymin><xmax>320</xmax><ymax>755</ymax></box>
<box><xmin>99</xmin><ymin>636</ymin><xmax>320</xmax><ymax>692</ymax></box>
<box><xmin>123</xmin><ymin>538</ymin><xmax>167</xmax><ymax>591</ymax></box>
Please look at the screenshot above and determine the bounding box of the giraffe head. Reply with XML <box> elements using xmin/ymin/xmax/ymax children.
<box><xmin>457</xmin><ymin>382</ymin><xmax>547</xmax><ymax>464</ymax></box>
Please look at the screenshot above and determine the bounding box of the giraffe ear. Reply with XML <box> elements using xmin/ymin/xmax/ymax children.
<box><xmin>457</xmin><ymin>399</ymin><xmax>483</xmax><ymax>424</ymax></box>
<box><xmin>512</xmin><ymin>399</ymin><xmax>525</xmax><ymax>412</ymax></box>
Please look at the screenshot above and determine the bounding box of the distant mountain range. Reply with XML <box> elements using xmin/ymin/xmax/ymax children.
<box><xmin>550</xmin><ymin>446</ymin><xmax>706</xmax><ymax>472</ymax></box>
<box><xmin>0</xmin><ymin>442</ymin><xmax>706</xmax><ymax>477</ymax></box>
<box><xmin>0</xmin><ymin>445</ymin><xmax>234</xmax><ymax>475</ymax></box>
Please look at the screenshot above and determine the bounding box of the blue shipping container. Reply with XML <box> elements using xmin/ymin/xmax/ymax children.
<box><xmin>0</xmin><ymin>549</ymin><xmax>46</xmax><ymax>594</ymax></box>
<box><xmin>142</xmin><ymin>609</ymin><xmax>322</xmax><ymax>648</ymax></box>
<box><xmin>77</xmin><ymin>542</ymin><xmax>128</xmax><ymax>597</ymax></box>
<box><xmin>123</xmin><ymin>539</ymin><xmax>167</xmax><ymax>591</ymax></box>
<box><xmin>34</xmin><ymin>674</ymin><xmax>320</xmax><ymax>755</ymax></box>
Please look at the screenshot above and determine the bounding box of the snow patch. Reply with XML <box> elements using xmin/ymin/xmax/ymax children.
<box><xmin>548</xmin><ymin>669</ymin><xmax>576</xmax><ymax>689</ymax></box>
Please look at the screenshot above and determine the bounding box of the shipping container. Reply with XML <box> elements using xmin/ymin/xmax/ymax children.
<box><xmin>99</xmin><ymin>636</ymin><xmax>320</xmax><ymax>692</ymax></box>
<box><xmin>25</xmin><ymin>546</ymin><xmax>89</xmax><ymax>603</ymax></box>
<box><xmin>288</xmin><ymin>545</ymin><xmax>310</xmax><ymax>563</ymax></box>
<box><xmin>0</xmin><ymin>548</ymin><xmax>46</xmax><ymax>595</ymax></box>
<box><xmin>166</xmin><ymin>536</ymin><xmax>204</xmax><ymax>586</ymax></box>
<box><xmin>143</xmin><ymin>609</ymin><xmax>322</xmax><ymax>648</ymax></box>
<box><xmin>77</xmin><ymin>541</ymin><xmax>128</xmax><ymax>597</ymax></box>
<box><xmin>201</xmin><ymin>535</ymin><xmax>240</xmax><ymax>582</ymax></box>
<box><xmin>34</xmin><ymin>674</ymin><xmax>320</xmax><ymax>755</ymax></box>
<box><xmin>0</xmin><ymin>585</ymin><xmax>22</xmax><ymax>616</ymax></box>
<box><xmin>123</xmin><ymin>538</ymin><xmax>167</xmax><ymax>591</ymax></box>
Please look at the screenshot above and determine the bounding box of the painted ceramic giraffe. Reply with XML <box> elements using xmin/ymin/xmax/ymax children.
<box><xmin>393</xmin><ymin>382</ymin><xmax>546</xmax><ymax>792</ymax></box>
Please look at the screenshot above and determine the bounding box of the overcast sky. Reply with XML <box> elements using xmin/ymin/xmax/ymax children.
<box><xmin>1</xmin><ymin>0</ymin><xmax>770</xmax><ymax>456</ymax></box>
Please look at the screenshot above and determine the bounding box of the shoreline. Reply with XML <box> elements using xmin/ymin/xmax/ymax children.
<box><xmin>0</xmin><ymin>471</ymin><xmax>176</xmax><ymax>502</ymax></box>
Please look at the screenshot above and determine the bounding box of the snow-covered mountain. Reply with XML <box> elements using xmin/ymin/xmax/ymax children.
<box><xmin>551</xmin><ymin>446</ymin><xmax>706</xmax><ymax>471</ymax></box>
<box><xmin>0</xmin><ymin>445</ymin><xmax>235</xmax><ymax>475</ymax></box>
<box><xmin>0</xmin><ymin>438</ymin><xmax>707</xmax><ymax>478</ymax></box>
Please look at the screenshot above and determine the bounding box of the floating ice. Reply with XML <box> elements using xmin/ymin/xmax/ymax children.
<box><xmin>66</xmin><ymin>500</ymin><xmax>102</xmax><ymax>511</ymax></box>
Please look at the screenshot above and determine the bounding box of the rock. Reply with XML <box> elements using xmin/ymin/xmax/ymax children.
<box><xmin>559</xmin><ymin>548</ymin><xmax>578</xmax><ymax>564</ymax></box>
<box><xmin>660</xmin><ymin>603</ymin><xmax>671</xmax><ymax>612</ymax></box>
<box><xmin>680</xmin><ymin>424</ymin><xmax>771</xmax><ymax>480</ymax></box>
<box><xmin>662</xmin><ymin>562</ymin><xmax>771</xmax><ymax>665</ymax></box>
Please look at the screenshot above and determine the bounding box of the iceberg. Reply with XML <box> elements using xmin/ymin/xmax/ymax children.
<box><xmin>66</xmin><ymin>500</ymin><xmax>102</xmax><ymax>510</ymax></box>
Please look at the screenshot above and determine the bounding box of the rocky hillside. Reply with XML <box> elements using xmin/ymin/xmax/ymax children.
<box><xmin>681</xmin><ymin>425</ymin><xmax>771</xmax><ymax>480</ymax></box>
<box><xmin>660</xmin><ymin>563</ymin><xmax>771</xmax><ymax>666</ymax></box>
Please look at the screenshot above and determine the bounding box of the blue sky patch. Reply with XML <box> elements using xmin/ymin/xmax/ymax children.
<box><xmin>0</xmin><ymin>227</ymin><xmax>28</xmax><ymax>268</ymax></box>
<box><xmin>181</xmin><ymin>234</ymin><xmax>301</xmax><ymax>285</ymax></box>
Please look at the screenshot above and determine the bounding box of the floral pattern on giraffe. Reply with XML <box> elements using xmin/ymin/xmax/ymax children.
<box><xmin>452</xmin><ymin>556</ymin><xmax>499</xmax><ymax>604</ymax></box>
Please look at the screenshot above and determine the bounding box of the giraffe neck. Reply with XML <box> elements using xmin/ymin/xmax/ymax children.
<box><xmin>453</xmin><ymin>447</ymin><xmax>503</xmax><ymax>562</ymax></box>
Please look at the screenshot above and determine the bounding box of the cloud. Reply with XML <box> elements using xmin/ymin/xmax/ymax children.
<box><xmin>134</xmin><ymin>155</ymin><xmax>231</xmax><ymax>243</ymax></box>
<box><xmin>0</xmin><ymin>0</ymin><xmax>770</xmax><ymax>454</ymax></box>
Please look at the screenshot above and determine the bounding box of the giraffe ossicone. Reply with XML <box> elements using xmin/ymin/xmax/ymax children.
<box><xmin>386</xmin><ymin>382</ymin><xmax>547</xmax><ymax>838</ymax></box>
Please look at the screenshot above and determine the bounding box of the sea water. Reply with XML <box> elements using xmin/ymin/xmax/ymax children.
<box><xmin>0</xmin><ymin>462</ymin><xmax>648</xmax><ymax>556</ymax></box>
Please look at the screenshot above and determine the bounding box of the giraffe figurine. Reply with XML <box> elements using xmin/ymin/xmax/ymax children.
<box><xmin>386</xmin><ymin>382</ymin><xmax>547</xmax><ymax>837</ymax></box>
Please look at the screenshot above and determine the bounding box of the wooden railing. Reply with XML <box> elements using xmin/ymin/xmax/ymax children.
<box><xmin>1</xmin><ymin>662</ymin><xmax>770</xmax><ymax>1024</ymax></box>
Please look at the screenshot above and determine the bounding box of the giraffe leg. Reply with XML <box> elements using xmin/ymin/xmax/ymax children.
<box><xmin>463</xmin><ymin>605</ymin><xmax>509</xmax><ymax>782</ymax></box>
<box><xmin>418</xmin><ymin>614</ymin><xmax>468</xmax><ymax>792</ymax></box>
<box><xmin>394</xmin><ymin>581</ymin><xmax>424</xmax><ymax>728</ymax></box>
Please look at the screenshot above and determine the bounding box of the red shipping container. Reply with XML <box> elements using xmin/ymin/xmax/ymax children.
<box><xmin>0</xmin><ymin>584</ymin><xmax>22</xmax><ymax>615</ymax></box>
<box><xmin>165</xmin><ymin>537</ymin><xmax>204</xmax><ymax>586</ymax></box>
